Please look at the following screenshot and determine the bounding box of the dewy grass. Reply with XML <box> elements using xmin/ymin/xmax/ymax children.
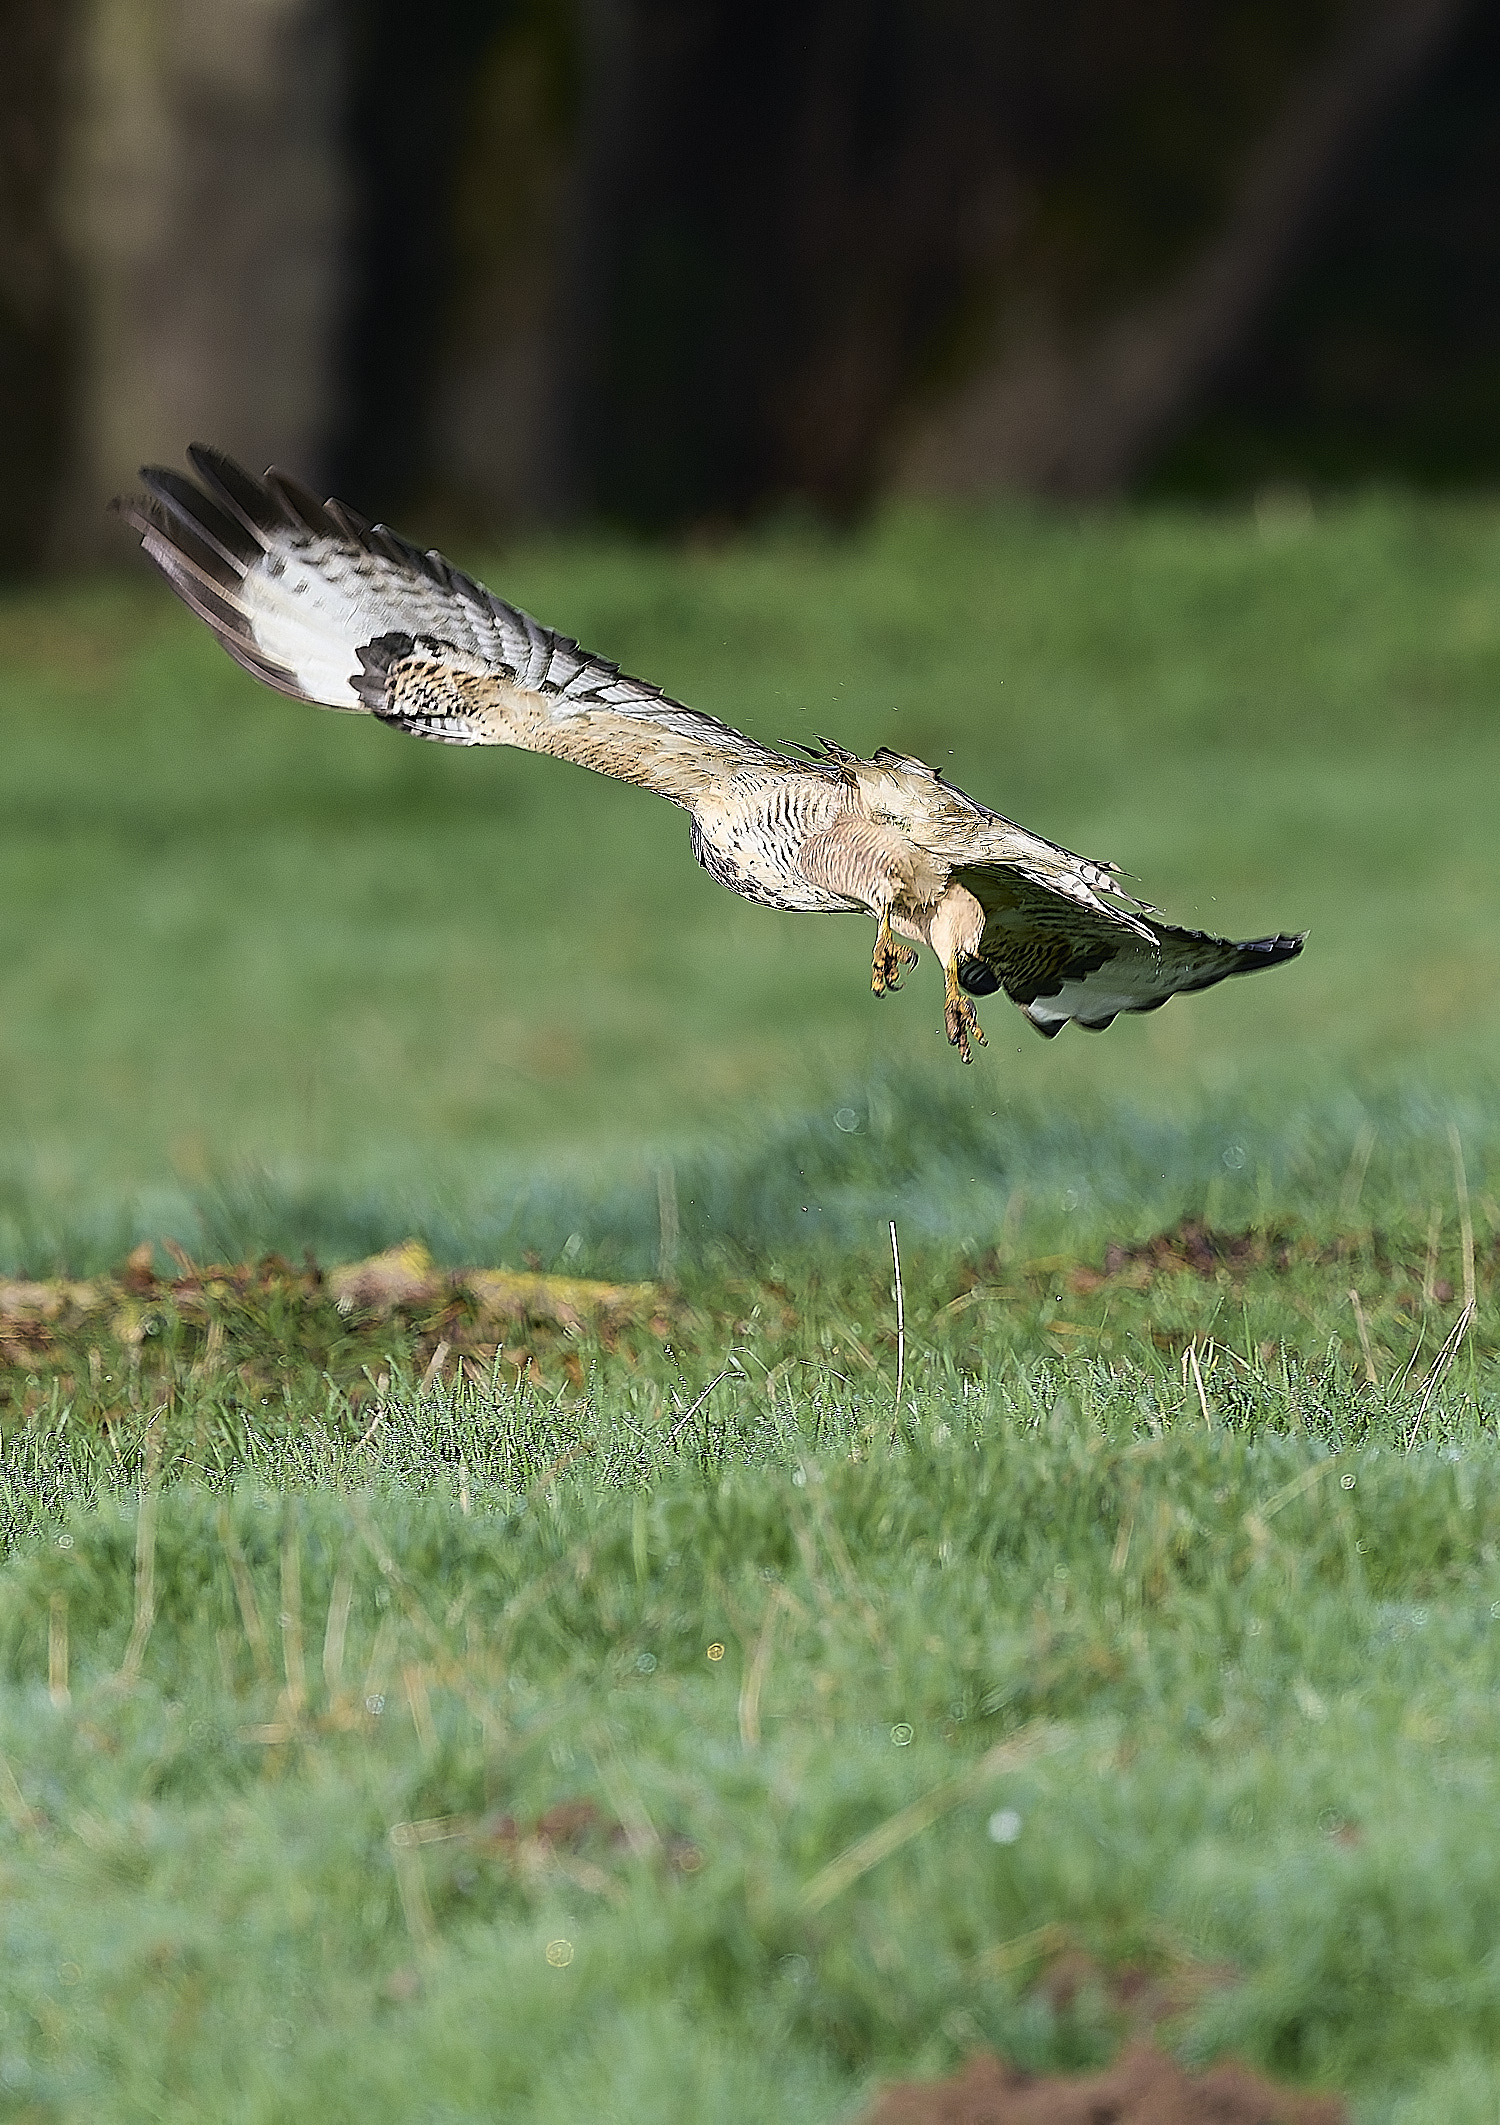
<box><xmin>4</xmin><ymin>1388</ymin><xmax>1500</xmax><ymax>2121</ymax></box>
<box><xmin>2</xmin><ymin>497</ymin><xmax>1498</xmax><ymax>2115</ymax></box>
<box><xmin>4</xmin><ymin>1067</ymin><xmax>1498</xmax><ymax>1283</ymax></box>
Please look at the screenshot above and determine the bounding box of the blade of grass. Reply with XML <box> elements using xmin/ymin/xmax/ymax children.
<box><xmin>117</xmin><ymin>1440</ymin><xmax>160</xmax><ymax>1687</ymax></box>
<box><xmin>1449</xmin><ymin>1123</ymin><xmax>1477</xmax><ymax>1317</ymax></box>
<box><xmin>321</xmin><ymin>1555</ymin><xmax>354</xmax><ymax>1707</ymax></box>
<box><xmin>739</xmin><ymin>1585</ymin><xmax>789</xmax><ymax>1749</ymax></box>
<box><xmin>1405</xmin><ymin>1304</ymin><xmax>1475</xmax><ymax>1452</ymax></box>
<box><xmin>281</xmin><ymin>1506</ymin><xmax>306</xmax><ymax>1722</ymax></box>
<box><xmin>217</xmin><ymin>1504</ymin><xmax>273</xmax><ymax>1684</ymax></box>
<box><xmin>49</xmin><ymin>1592</ymin><xmax>70</xmax><ymax>1708</ymax></box>
<box><xmin>1349</xmin><ymin>1289</ymin><xmax>1380</xmax><ymax>1386</ymax></box>
<box><xmin>388</xmin><ymin>1820</ymin><xmax>436</xmax><ymax>1952</ymax></box>
<box><xmin>798</xmin><ymin>1722</ymin><xmax>1060</xmax><ymax>1914</ymax></box>
<box><xmin>890</xmin><ymin>1220</ymin><xmax>906</xmax><ymax>1410</ymax></box>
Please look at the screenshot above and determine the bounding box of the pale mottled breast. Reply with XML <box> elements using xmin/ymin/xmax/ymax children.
<box><xmin>689</xmin><ymin>773</ymin><xmax>852</xmax><ymax>912</ymax></box>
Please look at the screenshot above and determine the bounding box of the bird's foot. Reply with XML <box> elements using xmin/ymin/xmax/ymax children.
<box><xmin>944</xmin><ymin>987</ymin><xmax>986</xmax><ymax>1064</ymax></box>
<box><xmin>872</xmin><ymin>916</ymin><xmax>918</xmax><ymax>997</ymax></box>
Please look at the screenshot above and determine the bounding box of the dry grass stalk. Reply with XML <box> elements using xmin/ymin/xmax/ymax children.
<box><xmin>1256</xmin><ymin>1456</ymin><xmax>1342</xmax><ymax>1522</ymax></box>
<box><xmin>403</xmin><ymin>1664</ymin><xmax>437</xmax><ymax>1752</ymax></box>
<box><xmin>798</xmin><ymin>1722</ymin><xmax>1060</xmax><ymax>1914</ymax></box>
<box><xmin>1109</xmin><ymin>1516</ymin><xmax>1135</xmax><ymax>1576</ymax></box>
<box><xmin>118</xmin><ymin>1443</ymin><xmax>160</xmax><ymax>1686</ymax></box>
<box><xmin>361</xmin><ymin>1614</ymin><xmax>398</xmax><ymax>1713</ymax></box>
<box><xmin>739</xmin><ymin>1585</ymin><xmax>789</xmax><ymax>1748</ymax></box>
<box><xmin>667</xmin><ymin>1370</ymin><xmax>732</xmax><ymax>1445</ymax></box>
<box><xmin>49</xmin><ymin>1593</ymin><xmax>70</xmax><ymax>1707</ymax></box>
<box><xmin>1405</xmin><ymin>1303</ymin><xmax>1475</xmax><ymax>1452</ymax></box>
<box><xmin>388</xmin><ymin>1821</ymin><xmax>436</xmax><ymax>1950</ymax></box>
<box><xmin>0</xmin><ymin>1750</ymin><xmax>41</xmax><ymax>1833</ymax></box>
<box><xmin>280</xmin><ymin>1513</ymin><xmax>306</xmax><ymax>1721</ymax></box>
<box><xmin>890</xmin><ymin>1220</ymin><xmax>906</xmax><ymax>1407</ymax></box>
<box><xmin>1348</xmin><ymin>1289</ymin><xmax>1379</xmax><ymax>1385</ymax></box>
<box><xmin>321</xmin><ymin>1558</ymin><xmax>354</xmax><ymax>1705</ymax></box>
<box><xmin>418</xmin><ymin>1339</ymin><xmax>451</xmax><ymax>1394</ymax></box>
<box><xmin>217</xmin><ymin>1506</ymin><xmax>273</xmax><ymax>1683</ymax></box>
<box><xmin>1449</xmin><ymin>1123</ymin><xmax>1477</xmax><ymax>1316</ymax></box>
<box><xmin>1338</xmin><ymin>1121</ymin><xmax>1377</xmax><ymax>1221</ymax></box>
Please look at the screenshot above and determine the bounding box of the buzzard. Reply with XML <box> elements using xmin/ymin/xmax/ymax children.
<box><xmin>114</xmin><ymin>449</ymin><xmax>1303</xmax><ymax>1062</ymax></box>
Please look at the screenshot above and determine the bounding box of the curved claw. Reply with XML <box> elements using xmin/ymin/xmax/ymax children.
<box><xmin>944</xmin><ymin>988</ymin><xmax>987</xmax><ymax>1065</ymax></box>
<box><xmin>872</xmin><ymin>916</ymin><xmax>918</xmax><ymax>997</ymax></box>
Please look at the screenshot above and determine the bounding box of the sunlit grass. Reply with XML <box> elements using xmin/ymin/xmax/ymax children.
<box><xmin>2</xmin><ymin>496</ymin><xmax>1498</xmax><ymax>2117</ymax></box>
<box><xmin>4</xmin><ymin>1371</ymin><xmax>1500</xmax><ymax>2121</ymax></box>
<box><xmin>3</xmin><ymin>494</ymin><xmax>1499</xmax><ymax>1264</ymax></box>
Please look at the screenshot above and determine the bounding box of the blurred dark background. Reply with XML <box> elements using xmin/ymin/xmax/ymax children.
<box><xmin>3</xmin><ymin>0</ymin><xmax>1498</xmax><ymax>570</ymax></box>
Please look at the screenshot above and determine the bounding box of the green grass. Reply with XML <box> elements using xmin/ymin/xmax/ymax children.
<box><xmin>3</xmin><ymin>1375</ymin><xmax>1500</xmax><ymax>2122</ymax></box>
<box><xmin>3</xmin><ymin>492</ymin><xmax>1500</xmax><ymax>1268</ymax></box>
<box><xmin>2</xmin><ymin>494</ymin><xmax>1498</xmax><ymax>2117</ymax></box>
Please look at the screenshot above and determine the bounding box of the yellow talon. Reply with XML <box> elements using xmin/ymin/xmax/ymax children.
<box><xmin>943</xmin><ymin>965</ymin><xmax>986</xmax><ymax>1063</ymax></box>
<box><xmin>872</xmin><ymin>910</ymin><xmax>917</xmax><ymax>996</ymax></box>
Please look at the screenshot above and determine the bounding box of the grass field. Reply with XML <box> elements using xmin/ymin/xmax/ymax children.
<box><xmin>1</xmin><ymin>494</ymin><xmax>1497</xmax><ymax>2119</ymax></box>
<box><xmin>3</xmin><ymin>491</ymin><xmax>1499</xmax><ymax>1268</ymax></box>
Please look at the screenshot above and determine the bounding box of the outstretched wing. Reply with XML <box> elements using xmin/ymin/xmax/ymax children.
<box><xmin>112</xmin><ymin>448</ymin><xmax>797</xmax><ymax>805</ymax></box>
<box><xmin>954</xmin><ymin>864</ymin><xmax>1304</xmax><ymax>1037</ymax></box>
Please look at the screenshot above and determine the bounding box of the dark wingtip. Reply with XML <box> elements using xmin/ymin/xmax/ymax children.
<box><xmin>1235</xmin><ymin>931</ymin><xmax>1307</xmax><ymax>971</ymax></box>
<box><xmin>107</xmin><ymin>492</ymin><xmax>150</xmax><ymax>538</ymax></box>
<box><xmin>264</xmin><ymin>465</ymin><xmax>339</xmax><ymax>538</ymax></box>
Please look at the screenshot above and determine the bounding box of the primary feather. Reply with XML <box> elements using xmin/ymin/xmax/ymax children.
<box><xmin>953</xmin><ymin>866</ymin><xmax>1303</xmax><ymax>1037</ymax></box>
<box><xmin>115</xmin><ymin>446</ymin><xmax>788</xmax><ymax>799</ymax></box>
<box><xmin>113</xmin><ymin>450</ymin><xmax>1305</xmax><ymax>1057</ymax></box>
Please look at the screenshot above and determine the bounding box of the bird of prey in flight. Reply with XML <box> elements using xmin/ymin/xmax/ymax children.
<box><xmin>115</xmin><ymin>449</ymin><xmax>1303</xmax><ymax>1062</ymax></box>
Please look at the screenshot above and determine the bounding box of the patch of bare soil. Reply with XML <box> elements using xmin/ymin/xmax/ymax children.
<box><xmin>943</xmin><ymin>1212</ymin><xmax>1497</xmax><ymax>1337</ymax></box>
<box><xmin>0</xmin><ymin>1238</ymin><xmax>676</xmax><ymax>1408</ymax></box>
<box><xmin>1072</xmin><ymin>1220</ymin><xmax>1303</xmax><ymax>1290</ymax></box>
<box><xmin>856</xmin><ymin>2045</ymin><xmax>1346</xmax><ymax>2125</ymax></box>
<box><xmin>952</xmin><ymin>1217</ymin><xmax>1411</xmax><ymax>1307</ymax></box>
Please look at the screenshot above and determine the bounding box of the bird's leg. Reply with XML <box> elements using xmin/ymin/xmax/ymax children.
<box><xmin>871</xmin><ymin>906</ymin><xmax>917</xmax><ymax>996</ymax></box>
<box><xmin>943</xmin><ymin>957</ymin><xmax>986</xmax><ymax>1064</ymax></box>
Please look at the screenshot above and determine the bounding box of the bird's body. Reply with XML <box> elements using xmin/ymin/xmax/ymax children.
<box><xmin>115</xmin><ymin>449</ymin><xmax>1304</xmax><ymax>1059</ymax></box>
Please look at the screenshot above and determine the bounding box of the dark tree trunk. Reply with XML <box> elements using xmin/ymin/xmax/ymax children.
<box><xmin>55</xmin><ymin>0</ymin><xmax>349</xmax><ymax>559</ymax></box>
<box><xmin>0</xmin><ymin>0</ymin><xmax>73</xmax><ymax>573</ymax></box>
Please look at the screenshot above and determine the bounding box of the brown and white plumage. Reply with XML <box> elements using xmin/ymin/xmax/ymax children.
<box><xmin>113</xmin><ymin>449</ymin><xmax>1304</xmax><ymax>1060</ymax></box>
